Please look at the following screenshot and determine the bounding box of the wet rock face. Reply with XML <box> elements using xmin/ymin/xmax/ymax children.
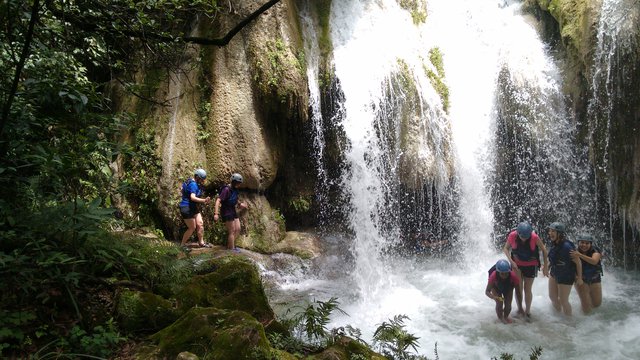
<box><xmin>527</xmin><ymin>0</ymin><xmax>640</xmax><ymax>266</ymax></box>
<box><xmin>115</xmin><ymin>0</ymin><xmax>313</xmax><ymax>239</ymax></box>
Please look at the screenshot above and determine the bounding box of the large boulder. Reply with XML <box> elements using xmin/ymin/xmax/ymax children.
<box><xmin>176</xmin><ymin>256</ymin><xmax>275</xmax><ymax>324</ymax></box>
<box><xmin>150</xmin><ymin>307</ymin><xmax>277</xmax><ymax>359</ymax></box>
<box><xmin>115</xmin><ymin>289</ymin><xmax>180</xmax><ymax>333</ymax></box>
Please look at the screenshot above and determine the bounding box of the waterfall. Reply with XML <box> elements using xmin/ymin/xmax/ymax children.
<box><xmin>276</xmin><ymin>0</ymin><xmax>640</xmax><ymax>358</ymax></box>
<box><xmin>588</xmin><ymin>0</ymin><xmax>640</xmax><ymax>269</ymax></box>
<box><xmin>327</xmin><ymin>0</ymin><xmax>456</xmax><ymax>299</ymax></box>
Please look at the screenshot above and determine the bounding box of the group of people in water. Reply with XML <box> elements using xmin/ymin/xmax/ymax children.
<box><xmin>178</xmin><ymin>169</ymin><xmax>247</xmax><ymax>251</ymax></box>
<box><xmin>485</xmin><ymin>221</ymin><xmax>603</xmax><ymax>324</ymax></box>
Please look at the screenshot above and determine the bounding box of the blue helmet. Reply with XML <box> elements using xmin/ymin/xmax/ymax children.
<box><xmin>576</xmin><ymin>233</ymin><xmax>594</xmax><ymax>242</ymax></box>
<box><xmin>194</xmin><ymin>168</ymin><xmax>207</xmax><ymax>179</ymax></box>
<box><xmin>496</xmin><ymin>259</ymin><xmax>511</xmax><ymax>273</ymax></box>
<box><xmin>516</xmin><ymin>222</ymin><xmax>533</xmax><ymax>239</ymax></box>
<box><xmin>548</xmin><ymin>222</ymin><xmax>566</xmax><ymax>233</ymax></box>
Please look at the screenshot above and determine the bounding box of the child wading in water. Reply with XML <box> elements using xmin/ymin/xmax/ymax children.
<box><xmin>485</xmin><ymin>259</ymin><xmax>520</xmax><ymax>324</ymax></box>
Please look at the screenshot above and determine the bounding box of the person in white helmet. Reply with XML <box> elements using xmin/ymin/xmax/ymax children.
<box><xmin>214</xmin><ymin>173</ymin><xmax>248</xmax><ymax>251</ymax></box>
<box><xmin>179</xmin><ymin>169</ymin><xmax>212</xmax><ymax>248</ymax></box>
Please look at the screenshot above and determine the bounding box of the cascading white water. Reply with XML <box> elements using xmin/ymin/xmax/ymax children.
<box><xmin>329</xmin><ymin>0</ymin><xmax>452</xmax><ymax>299</ymax></box>
<box><xmin>588</xmin><ymin>0</ymin><xmax>640</xmax><ymax>269</ymax></box>
<box><xmin>267</xmin><ymin>0</ymin><xmax>640</xmax><ymax>358</ymax></box>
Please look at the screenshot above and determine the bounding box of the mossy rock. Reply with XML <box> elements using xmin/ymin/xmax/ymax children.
<box><xmin>115</xmin><ymin>289</ymin><xmax>180</xmax><ymax>333</ymax></box>
<box><xmin>176</xmin><ymin>255</ymin><xmax>275</xmax><ymax>323</ymax></box>
<box><xmin>307</xmin><ymin>336</ymin><xmax>386</xmax><ymax>360</ymax></box>
<box><xmin>150</xmin><ymin>307</ymin><xmax>280</xmax><ymax>359</ymax></box>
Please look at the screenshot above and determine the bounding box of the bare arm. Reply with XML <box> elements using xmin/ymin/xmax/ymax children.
<box><xmin>571</xmin><ymin>250</ymin><xmax>601</xmax><ymax>266</ymax></box>
<box><xmin>214</xmin><ymin>198</ymin><xmax>221</xmax><ymax>220</ymax></box>
<box><xmin>573</xmin><ymin>253</ymin><xmax>583</xmax><ymax>285</ymax></box>
<box><xmin>503</xmin><ymin>242</ymin><xmax>517</xmax><ymax>269</ymax></box>
<box><xmin>485</xmin><ymin>281</ymin><xmax>498</xmax><ymax>301</ymax></box>
<box><xmin>190</xmin><ymin>193</ymin><xmax>210</xmax><ymax>204</ymax></box>
<box><xmin>537</xmin><ymin>238</ymin><xmax>549</xmax><ymax>276</ymax></box>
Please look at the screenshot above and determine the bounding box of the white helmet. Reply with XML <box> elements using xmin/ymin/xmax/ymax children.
<box><xmin>194</xmin><ymin>168</ymin><xmax>207</xmax><ymax>179</ymax></box>
<box><xmin>230</xmin><ymin>173</ymin><xmax>243</xmax><ymax>183</ymax></box>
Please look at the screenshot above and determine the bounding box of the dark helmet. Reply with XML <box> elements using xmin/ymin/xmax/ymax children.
<box><xmin>230</xmin><ymin>173</ymin><xmax>243</xmax><ymax>183</ymax></box>
<box><xmin>576</xmin><ymin>233</ymin><xmax>594</xmax><ymax>243</ymax></box>
<box><xmin>496</xmin><ymin>259</ymin><xmax>511</xmax><ymax>273</ymax></box>
<box><xmin>548</xmin><ymin>222</ymin><xmax>566</xmax><ymax>233</ymax></box>
<box><xmin>194</xmin><ymin>168</ymin><xmax>207</xmax><ymax>179</ymax></box>
<box><xmin>516</xmin><ymin>222</ymin><xmax>533</xmax><ymax>239</ymax></box>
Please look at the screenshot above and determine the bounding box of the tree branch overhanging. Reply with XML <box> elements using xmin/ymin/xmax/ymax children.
<box><xmin>0</xmin><ymin>0</ymin><xmax>40</xmax><ymax>140</ymax></box>
<box><xmin>46</xmin><ymin>0</ymin><xmax>282</xmax><ymax>47</ymax></box>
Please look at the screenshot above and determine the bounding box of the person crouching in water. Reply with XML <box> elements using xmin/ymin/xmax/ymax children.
<box><xmin>214</xmin><ymin>173</ymin><xmax>248</xmax><ymax>250</ymax></box>
<box><xmin>485</xmin><ymin>259</ymin><xmax>519</xmax><ymax>324</ymax></box>
<box><xmin>502</xmin><ymin>221</ymin><xmax>549</xmax><ymax>321</ymax></box>
<box><xmin>571</xmin><ymin>233</ymin><xmax>602</xmax><ymax>314</ymax></box>
<box><xmin>547</xmin><ymin>222</ymin><xmax>583</xmax><ymax>316</ymax></box>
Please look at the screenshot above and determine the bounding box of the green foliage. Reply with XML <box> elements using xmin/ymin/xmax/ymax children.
<box><xmin>372</xmin><ymin>315</ymin><xmax>424</xmax><ymax>360</ymax></box>
<box><xmin>424</xmin><ymin>47</ymin><xmax>450</xmax><ymax>113</ymax></box>
<box><xmin>56</xmin><ymin>319</ymin><xmax>125</xmax><ymax>358</ymax></box>
<box><xmin>296</xmin><ymin>297</ymin><xmax>346</xmax><ymax>342</ymax></box>
<box><xmin>399</xmin><ymin>0</ymin><xmax>428</xmax><ymax>25</ymax></box>
<box><xmin>0</xmin><ymin>310</ymin><xmax>36</xmax><ymax>354</ymax></box>
<box><xmin>269</xmin><ymin>298</ymin><xmax>347</xmax><ymax>354</ymax></box>
<box><xmin>492</xmin><ymin>346</ymin><xmax>543</xmax><ymax>360</ymax></box>
<box><xmin>119</xmin><ymin>130</ymin><xmax>163</xmax><ymax>224</ymax></box>
<box><xmin>288</xmin><ymin>195</ymin><xmax>311</xmax><ymax>213</ymax></box>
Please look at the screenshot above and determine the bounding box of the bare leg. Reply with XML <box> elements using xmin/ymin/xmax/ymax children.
<box><xmin>523</xmin><ymin>277</ymin><xmax>534</xmax><ymax>315</ymax></box>
<box><xmin>195</xmin><ymin>213</ymin><xmax>205</xmax><ymax>245</ymax></box>
<box><xmin>590</xmin><ymin>283</ymin><xmax>602</xmax><ymax>308</ymax></box>
<box><xmin>514</xmin><ymin>269</ymin><xmax>525</xmax><ymax>315</ymax></box>
<box><xmin>225</xmin><ymin>219</ymin><xmax>241</xmax><ymax>250</ymax></box>
<box><xmin>548</xmin><ymin>276</ymin><xmax>561</xmax><ymax>312</ymax></box>
<box><xmin>181</xmin><ymin>218</ymin><xmax>196</xmax><ymax>245</ymax></box>
<box><xmin>558</xmin><ymin>284</ymin><xmax>573</xmax><ymax>316</ymax></box>
<box><xmin>225</xmin><ymin>220</ymin><xmax>236</xmax><ymax>249</ymax></box>
<box><xmin>502</xmin><ymin>289</ymin><xmax>514</xmax><ymax>323</ymax></box>
<box><xmin>575</xmin><ymin>282</ymin><xmax>592</xmax><ymax>314</ymax></box>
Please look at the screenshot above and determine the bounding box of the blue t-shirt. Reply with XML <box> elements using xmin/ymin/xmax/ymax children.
<box><xmin>179</xmin><ymin>179</ymin><xmax>202</xmax><ymax>207</ymax></box>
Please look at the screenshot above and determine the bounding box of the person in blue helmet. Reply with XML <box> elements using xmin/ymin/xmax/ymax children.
<box><xmin>570</xmin><ymin>233</ymin><xmax>602</xmax><ymax>314</ymax></box>
<box><xmin>547</xmin><ymin>222</ymin><xmax>582</xmax><ymax>316</ymax></box>
<box><xmin>502</xmin><ymin>221</ymin><xmax>548</xmax><ymax>321</ymax></box>
<box><xmin>179</xmin><ymin>169</ymin><xmax>212</xmax><ymax>248</ymax></box>
<box><xmin>214</xmin><ymin>173</ymin><xmax>248</xmax><ymax>251</ymax></box>
<box><xmin>485</xmin><ymin>259</ymin><xmax>520</xmax><ymax>324</ymax></box>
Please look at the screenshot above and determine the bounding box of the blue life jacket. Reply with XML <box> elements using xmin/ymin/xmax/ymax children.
<box><xmin>581</xmin><ymin>246</ymin><xmax>603</xmax><ymax>278</ymax></box>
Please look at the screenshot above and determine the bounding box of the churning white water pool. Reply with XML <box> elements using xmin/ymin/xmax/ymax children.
<box><xmin>277</xmin><ymin>0</ymin><xmax>640</xmax><ymax>358</ymax></box>
<box><xmin>265</xmin><ymin>236</ymin><xmax>640</xmax><ymax>360</ymax></box>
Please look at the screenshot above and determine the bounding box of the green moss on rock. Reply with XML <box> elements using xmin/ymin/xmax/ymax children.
<box><xmin>307</xmin><ymin>336</ymin><xmax>386</xmax><ymax>360</ymax></box>
<box><xmin>115</xmin><ymin>289</ymin><xmax>180</xmax><ymax>333</ymax></box>
<box><xmin>150</xmin><ymin>307</ymin><xmax>278</xmax><ymax>360</ymax></box>
<box><xmin>399</xmin><ymin>0</ymin><xmax>428</xmax><ymax>25</ymax></box>
<box><xmin>176</xmin><ymin>256</ymin><xmax>275</xmax><ymax>324</ymax></box>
